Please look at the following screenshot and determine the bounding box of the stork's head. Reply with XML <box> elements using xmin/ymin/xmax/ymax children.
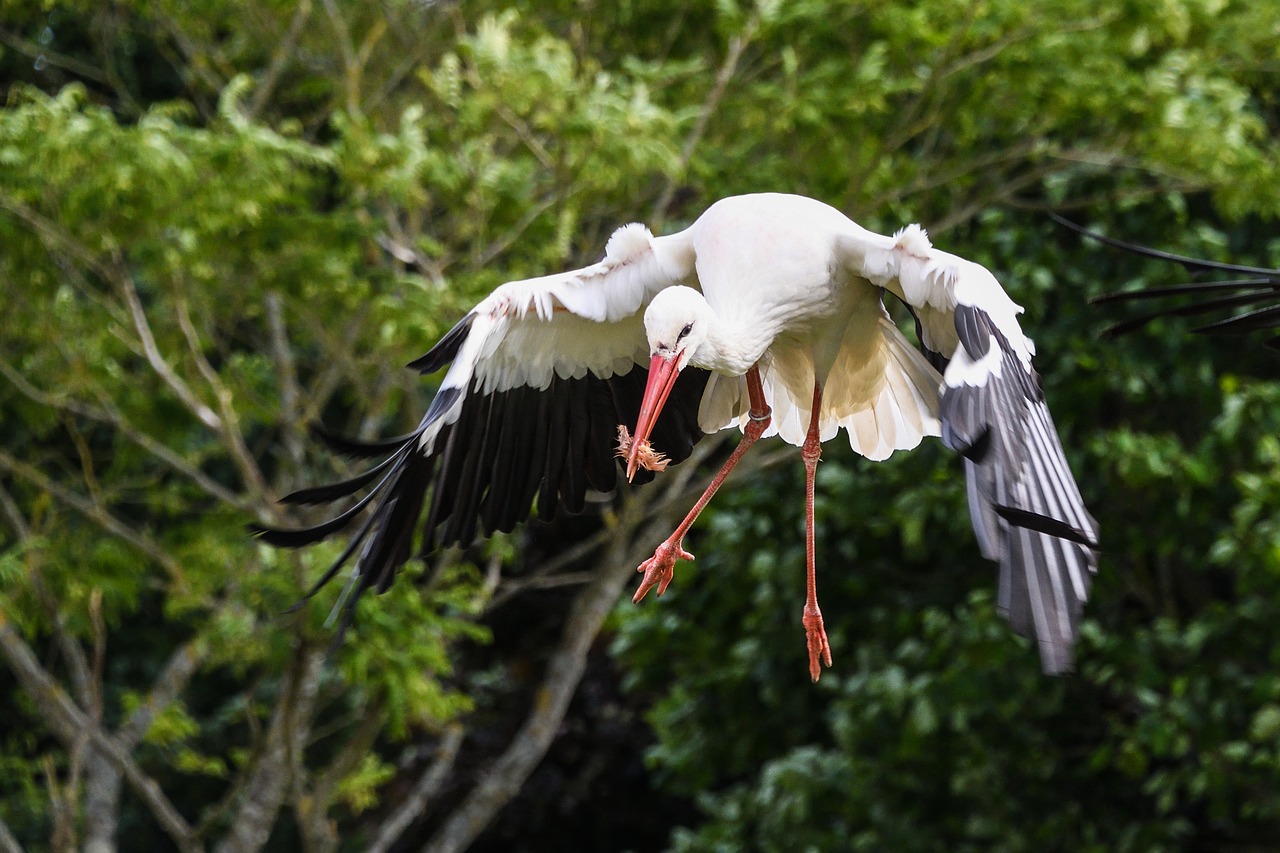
<box><xmin>626</xmin><ymin>287</ymin><xmax>715</xmax><ymax>481</ymax></box>
<box><xmin>643</xmin><ymin>286</ymin><xmax>715</xmax><ymax>369</ymax></box>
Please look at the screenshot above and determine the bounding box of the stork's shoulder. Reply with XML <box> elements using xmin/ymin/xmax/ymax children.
<box><xmin>476</xmin><ymin>222</ymin><xmax>696</xmax><ymax>326</ymax></box>
<box><xmin>842</xmin><ymin>223</ymin><xmax>1022</xmax><ymax>318</ymax></box>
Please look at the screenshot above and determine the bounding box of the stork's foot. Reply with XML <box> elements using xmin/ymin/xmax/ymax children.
<box><xmin>802</xmin><ymin>604</ymin><xmax>833</xmax><ymax>682</ymax></box>
<box><xmin>633</xmin><ymin>539</ymin><xmax>694</xmax><ymax>603</ymax></box>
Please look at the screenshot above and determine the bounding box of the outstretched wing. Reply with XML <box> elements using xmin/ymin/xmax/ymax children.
<box><xmin>845</xmin><ymin>223</ymin><xmax>1100</xmax><ymax>674</ymax></box>
<box><xmin>252</xmin><ymin>223</ymin><xmax>708</xmax><ymax>629</ymax></box>
<box><xmin>1054</xmin><ymin>214</ymin><xmax>1280</xmax><ymax>348</ymax></box>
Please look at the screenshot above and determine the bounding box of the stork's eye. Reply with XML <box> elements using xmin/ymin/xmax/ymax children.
<box><xmin>678</xmin><ymin>323</ymin><xmax>693</xmax><ymax>340</ymax></box>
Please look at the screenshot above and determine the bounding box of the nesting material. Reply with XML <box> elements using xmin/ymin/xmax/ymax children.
<box><xmin>616</xmin><ymin>424</ymin><xmax>669</xmax><ymax>472</ymax></box>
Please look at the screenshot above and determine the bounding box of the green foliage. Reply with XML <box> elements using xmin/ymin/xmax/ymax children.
<box><xmin>2</xmin><ymin>0</ymin><xmax>1280</xmax><ymax>849</ymax></box>
<box><xmin>334</xmin><ymin>753</ymin><xmax>396</xmax><ymax>814</ymax></box>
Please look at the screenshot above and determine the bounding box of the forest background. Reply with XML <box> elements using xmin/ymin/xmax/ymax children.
<box><xmin>2</xmin><ymin>1</ymin><xmax>1280</xmax><ymax>851</ymax></box>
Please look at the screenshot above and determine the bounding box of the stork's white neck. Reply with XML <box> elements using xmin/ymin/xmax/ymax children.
<box><xmin>694</xmin><ymin>311</ymin><xmax>775</xmax><ymax>376</ymax></box>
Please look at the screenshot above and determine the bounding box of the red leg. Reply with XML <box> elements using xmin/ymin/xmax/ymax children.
<box><xmin>801</xmin><ymin>382</ymin><xmax>832</xmax><ymax>682</ymax></box>
<box><xmin>633</xmin><ymin>365</ymin><xmax>772</xmax><ymax>603</ymax></box>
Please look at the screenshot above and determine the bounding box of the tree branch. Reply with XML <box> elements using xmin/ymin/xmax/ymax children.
<box><xmin>366</xmin><ymin>725</ymin><xmax>464</xmax><ymax>853</ymax></box>
<box><xmin>0</xmin><ymin>26</ymin><xmax>107</xmax><ymax>82</ymax></box>
<box><xmin>0</xmin><ymin>815</ymin><xmax>22</xmax><ymax>853</ymax></box>
<box><xmin>0</xmin><ymin>618</ymin><xmax>203</xmax><ymax>853</ymax></box>
<box><xmin>0</xmin><ymin>193</ymin><xmax>222</xmax><ymax>431</ymax></box>
<box><xmin>650</xmin><ymin>12</ymin><xmax>760</xmax><ymax>224</ymax></box>
<box><xmin>0</xmin><ymin>449</ymin><xmax>183</xmax><ymax>578</ymax></box>
<box><xmin>246</xmin><ymin>0</ymin><xmax>314</xmax><ymax>120</ymax></box>
<box><xmin>0</xmin><ymin>483</ymin><xmax>119</xmax><ymax>853</ymax></box>
<box><xmin>264</xmin><ymin>291</ymin><xmax>307</xmax><ymax>490</ymax></box>
<box><xmin>418</xmin><ymin>449</ymin><xmax>711</xmax><ymax>853</ymax></box>
<box><xmin>319</xmin><ymin>0</ymin><xmax>361</xmax><ymax>114</ymax></box>
<box><xmin>291</xmin><ymin>693</ymin><xmax>389</xmax><ymax>853</ymax></box>
<box><xmin>117</xmin><ymin>636</ymin><xmax>209</xmax><ymax>749</ymax></box>
<box><xmin>213</xmin><ymin>646</ymin><xmax>324</xmax><ymax>853</ymax></box>
<box><xmin>111</xmin><ymin>256</ymin><xmax>221</xmax><ymax>431</ymax></box>
<box><xmin>0</xmin><ymin>482</ymin><xmax>96</xmax><ymax>709</ymax></box>
<box><xmin>0</xmin><ymin>355</ymin><xmax>247</xmax><ymax>508</ymax></box>
<box><xmin>172</xmin><ymin>297</ymin><xmax>271</xmax><ymax>505</ymax></box>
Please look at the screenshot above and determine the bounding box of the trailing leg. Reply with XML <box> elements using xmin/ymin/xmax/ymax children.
<box><xmin>801</xmin><ymin>382</ymin><xmax>832</xmax><ymax>681</ymax></box>
<box><xmin>633</xmin><ymin>365</ymin><xmax>772</xmax><ymax>602</ymax></box>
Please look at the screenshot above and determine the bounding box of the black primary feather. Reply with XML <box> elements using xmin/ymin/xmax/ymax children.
<box><xmin>407</xmin><ymin>313</ymin><xmax>477</xmax><ymax>374</ymax></box>
<box><xmin>252</xmin><ymin>339</ymin><xmax>712</xmax><ymax>636</ymax></box>
<box><xmin>1053</xmin><ymin>213</ymin><xmax>1280</xmax><ymax>341</ymax></box>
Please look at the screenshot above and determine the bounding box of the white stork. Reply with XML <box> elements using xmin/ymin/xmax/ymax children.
<box><xmin>255</xmin><ymin>193</ymin><xmax>1099</xmax><ymax>680</ymax></box>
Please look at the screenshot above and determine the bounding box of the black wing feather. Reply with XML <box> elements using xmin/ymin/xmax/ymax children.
<box><xmin>1052</xmin><ymin>214</ymin><xmax>1280</xmax><ymax>277</ymax></box>
<box><xmin>1054</xmin><ymin>214</ymin><xmax>1280</xmax><ymax>340</ymax></box>
<box><xmin>277</xmin><ymin>447</ymin><xmax>409</xmax><ymax>505</ymax></box>
<box><xmin>560</xmin><ymin>379</ymin><xmax>590</xmax><ymax>514</ymax></box>
<box><xmin>311</xmin><ymin>423</ymin><xmax>423</xmax><ymax>459</ymax></box>
<box><xmin>407</xmin><ymin>313</ymin><xmax>476</xmax><ymax>374</ymax></box>
<box><xmin>254</xmin><ymin>327</ymin><xmax>712</xmax><ymax>635</ymax></box>
<box><xmin>536</xmin><ymin>378</ymin><xmax>571</xmax><ymax>522</ymax></box>
<box><xmin>1100</xmin><ymin>289</ymin><xmax>1277</xmax><ymax>338</ymax></box>
<box><xmin>1191</xmin><ymin>303</ymin><xmax>1280</xmax><ymax>335</ymax></box>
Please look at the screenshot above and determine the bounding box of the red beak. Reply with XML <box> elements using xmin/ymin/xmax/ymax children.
<box><xmin>627</xmin><ymin>352</ymin><xmax>682</xmax><ymax>481</ymax></box>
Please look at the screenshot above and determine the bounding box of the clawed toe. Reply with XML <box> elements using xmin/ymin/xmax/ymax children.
<box><xmin>633</xmin><ymin>541</ymin><xmax>694</xmax><ymax>603</ymax></box>
<box><xmin>802</xmin><ymin>606</ymin><xmax>832</xmax><ymax>682</ymax></box>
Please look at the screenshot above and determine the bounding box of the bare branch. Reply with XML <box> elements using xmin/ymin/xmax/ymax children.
<box><xmin>0</xmin><ymin>815</ymin><xmax>22</xmax><ymax>853</ymax></box>
<box><xmin>117</xmin><ymin>636</ymin><xmax>209</xmax><ymax>748</ymax></box>
<box><xmin>0</xmin><ymin>619</ymin><xmax>203</xmax><ymax>853</ymax></box>
<box><xmin>366</xmin><ymin>725</ymin><xmax>464</xmax><ymax>853</ymax></box>
<box><xmin>418</xmin><ymin>452</ymin><xmax>708</xmax><ymax>853</ymax></box>
<box><xmin>0</xmin><ymin>480</ymin><xmax>100</xmax><ymax>731</ymax></box>
<box><xmin>474</xmin><ymin>194</ymin><xmax>564</xmax><ymax>269</ymax></box>
<box><xmin>88</xmin><ymin>8</ymin><xmax>143</xmax><ymax>117</ymax></box>
<box><xmin>319</xmin><ymin>0</ymin><xmax>360</xmax><ymax>113</ymax></box>
<box><xmin>489</xmin><ymin>570</ymin><xmax>596</xmax><ymax>606</ymax></box>
<box><xmin>0</xmin><ymin>356</ymin><xmax>247</xmax><ymax>508</ymax></box>
<box><xmin>82</xmin><ymin>749</ymin><xmax>122</xmax><ymax>853</ymax></box>
<box><xmin>87</xmin><ymin>589</ymin><xmax>106</xmax><ymax>723</ymax></box>
<box><xmin>294</xmin><ymin>305</ymin><xmax>373</xmax><ymax>427</ymax></box>
<box><xmin>354</xmin><ymin>15</ymin><xmax>388</xmax><ymax>71</ymax></box>
<box><xmin>111</xmin><ymin>256</ymin><xmax>221</xmax><ymax>431</ymax></box>
<box><xmin>486</xmin><ymin>530</ymin><xmax>613</xmax><ymax>611</ymax></box>
<box><xmin>494</xmin><ymin>103</ymin><xmax>556</xmax><ymax>171</ymax></box>
<box><xmin>0</xmin><ymin>195</ymin><xmax>284</xmax><ymax>509</ymax></box>
<box><xmin>0</xmin><ymin>27</ymin><xmax>106</xmax><ymax>82</ymax></box>
<box><xmin>306</xmin><ymin>698</ymin><xmax>386</xmax><ymax>807</ymax></box>
<box><xmin>0</xmin><ymin>449</ymin><xmax>183</xmax><ymax>578</ymax></box>
<box><xmin>150</xmin><ymin>12</ymin><xmax>228</xmax><ymax>97</ymax></box>
<box><xmin>292</xmin><ymin>698</ymin><xmax>387</xmax><ymax>853</ymax></box>
<box><xmin>650</xmin><ymin>12</ymin><xmax>761</xmax><ymax>224</ymax></box>
<box><xmin>213</xmin><ymin>646</ymin><xmax>324</xmax><ymax>853</ymax></box>
<box><xmin>45</xmin><ymin>751</ymin><xmax>79</xmax><ymax>851</ymax></box>
<box><xmin>930</xmin><ymin>162</ymin><xmax>1060</xmax><ymax>234</ymax></box>
<box><xmin>173</xmin><ymin>298</ymin><xmax>272</xmax><ymax>505</ymax></box>
<box><xmin>0</xmin><ymin>481</ymin><xmax>30</xmax><ymax>541</ymax></box>
<box><xmin>264</xmin><ymin>291</ymin><xmax>307</xmax><ymax>485</ymax></box>
<box><xmin>246</xmin><ymin>0</ymin><xmax>314</xmax><ymax>120</ymax></box>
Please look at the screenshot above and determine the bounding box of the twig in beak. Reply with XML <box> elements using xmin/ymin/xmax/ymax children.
<box><xmin>616</xmin><ymin>424</ymin><xmax>669</xmax><ymax>472</ymax></box>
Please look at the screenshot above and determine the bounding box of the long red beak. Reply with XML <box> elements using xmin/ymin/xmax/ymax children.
<box><xmin>627</xmin><ymin>352</ymin><xmax>682</xmax><ymax>481</ymax></box>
